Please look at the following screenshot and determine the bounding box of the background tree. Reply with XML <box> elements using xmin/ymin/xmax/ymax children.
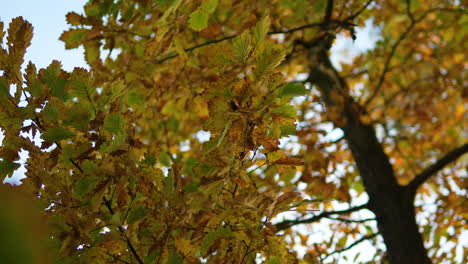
<box><xmin>0</xmin><ymin>0</ymin><xmax>466</xmax><ymax>263</ymax></box>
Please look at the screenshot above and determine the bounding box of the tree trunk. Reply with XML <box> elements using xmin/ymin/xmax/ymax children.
<box><xmin>307</xmin><ymin>40</ymin><xmax>431</xmax><ymax>263</ymax></box>
<box><xmin>342</xmin><ymin>119</ymin><xmax>430</xmax><ymax>264</ymax></box>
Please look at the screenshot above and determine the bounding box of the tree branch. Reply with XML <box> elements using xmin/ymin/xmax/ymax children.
<box><xmin>268</xmin><ymin>22</ymin><xmax>324</xmax><ymax>35</ymax></box>
<box><xmin>105</xmin><ymin>252</ymin><xmax>131</xmax><ymax>264</ymax></box>
<box><xmin>365</xmin><ymin>21</ymin><xmax>415</xmax><ymax>107</ymax></box>
<box><xmin>345</xmin><ymin>0</ymin><xmax>374</xmax><ymax>21</ymax></box>
<box><xmin>324</xmin><ymin>0</ymin><xmax>334</xmax><ymax>25</ymax></box>
<box><xmin>323</xmin><ymin>233</ymin><xmax>379</xmax><ymax>260</ymax></box>
<box><xmin>407</xmin><ymin>143</ymin><xmax>468</xmax><ymax>192</ymax></box>
<box><xmin>103</xmin><ymin>197</ymin><xmax>144</xmax><ymax>264</ymax></box>
<box><xmin>325</xmin><ymin>216</ymin><xmax>376</xmax><ymax>223</ymax></box>
<box><xmin>275</xmin><ymin>203</ymin><xmax>368</xmax><ymax>230</ymax></box>
<box><xmin>150</xmin><ymin>0</ymin><xmax>376</xmax><ymax>66</ymax></box>
<box><xmin>365</xmin><ymin>7</ymin><xmax>464</xmax><ymax>106</ymax></box>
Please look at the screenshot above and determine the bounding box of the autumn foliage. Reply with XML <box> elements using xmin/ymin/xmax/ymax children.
<box><xmin>0</xmin><ymin>0</ymin><xmax>466</xmax><ymax>263</ymax></box>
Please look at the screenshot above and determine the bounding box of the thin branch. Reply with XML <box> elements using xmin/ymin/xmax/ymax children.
<box><xmin>325</xmin><ymin>216</ymin><xmax>376</xmax><ymax>223</ymax></box>
<box><xmin>103</xmin><ymin>197</ymin><xmax>144</xmax><ymax>264</ymax></box>
<box><xmin>105</xmin><ymin>252</ymin><xmax>131</xmax><ymax>264</ymax></box>
<box><xmin>153</xmin><ymin>18</ymin><xmax>339</xmax><ymax>64</ymax></box>
<box><xmin>70</xmin><ymin>159</ymin><xmax>84</xmax><ymax>174</ymax></box>
<box><xmin>407</xmin><ymin>143</ymin><xmax>468</xmax><ymax>192</ymax></box>
<box><xmin>405</xmin><ymin>0</ymin><xmax>415</xmax><ymax>23</ymax></box>
<box><xmin>323</xmin><ymin>233</ymin><xmax>379</xmax><ymax>260</ymax></box>
<box><xmin>324</xmin><ymin>0</ymin><xmax>334</xmax><ymax>25</ymax></box>
<box><xmin>150</xmin><ymin>2</ymin><xmax>377</xmax><ymax>66</ymax></box>
<box><xmin>365</xmin><ymin>22</ymin><xmax>415</xmax><ymax>106</ymax></box>
<box><xmin>121</xmin><ymin>191</ymin><xmax>137</xmax><ymax>225</ymax></box>
<box><xmin>275</xmin><ymin>203</ymin><xmax>368</xmax><ymax>230</ymax></box>
<box><xmin>123</xmin><ymin>231</ymin><xmax>144</xmax><ymax>264</ymax></box>
<box><xmin>152</xmin><ymin>35</ymin><xmax>237</xmax><ymax>64</ymax></box>
<box><xmin>345</xmin><ymin>0</ymin><xmax>374</xmax><ymax>21</ymax></box>
<box><xmin>240</xmin><ymin>240</ymin><xmax>253</xmax><ymax>264</ymax></box>
<box><xmin>342</xmin><ymin>69</ymin><xmax>368</xmax><ymax>79</ymax></box>
<box><xmin>268</xmin><ymin>22</ymin><xmax>324</xmax><ymax>35</ymax></box>
<box><xmin>365</xmin><ymin>7</ymin><xmax>465</xmax><ymax>106</ymax></box>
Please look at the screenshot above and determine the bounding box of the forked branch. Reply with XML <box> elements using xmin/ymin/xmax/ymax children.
<box><xmin>407</xmin><ymin>143</ymin><xmax>468</xmax><ymax>192</ymax></box>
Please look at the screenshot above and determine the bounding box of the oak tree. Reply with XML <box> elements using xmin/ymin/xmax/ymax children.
<box><xmin>0</xmin><ymin>0</ymin><xmax>466</xmax><ymax>263</ymax></box>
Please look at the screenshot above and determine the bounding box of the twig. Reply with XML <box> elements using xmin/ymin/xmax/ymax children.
<box><xmin>345</xmin><ymin>0</ymin><xmax>374</xmax><ymax>21</ymax></box>
<box><xmin>325</xmin><ymin>216</ymin><xmax>376</xmax><ymax>223</ymax></box>
<box><xmin>105</xmin><ymin>252</ymin><xmax>131</xmax><ymax>264</ymax></box>
<box><xmin>405</xmin><ymin>0</ymin><xmax>415</xmax><ymax>23</ymax></box>
<box><xmin>275</xmin><ymin>203</ymin><xmax>368</xmax><ymax>230</ymax></box>
<box><xmin>103</xmin><ymin>197</ymin><xmax>144</xmax><ymax>264</ymax></box>
<box><xmin>365</xmin><ymin>21</ymin><xmax>415</xmax><ymax>106</ymax></box>
<box><xmin>365</xmin><ymin>7</ymin><xmax>465</xmax><ymax>106</ymax></box>
<box><xmin>323</xmin><ymin>233</ymin><xmax>379</xmax><ymax>260</ymax></box>
<box><xmin>152</xmin><ymin>35</ymin><xmax>237</xmax><ymax>64</ymax></box>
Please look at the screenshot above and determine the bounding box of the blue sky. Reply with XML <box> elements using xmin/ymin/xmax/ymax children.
<box><xmin>1</xmin><ymin>0</ymin><xmax>87</xmax><ymax>71</ymax></box>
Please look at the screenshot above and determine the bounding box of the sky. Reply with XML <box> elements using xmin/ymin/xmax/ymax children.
<box><xmin>0</xmin><ymin>0</ymin><xmax>88</xmax><ymax>71</ymax></box>
<box><xmin>0</xmin><ymin>1</ymin><xmax>391</xmax><ymax>263</ymax></box>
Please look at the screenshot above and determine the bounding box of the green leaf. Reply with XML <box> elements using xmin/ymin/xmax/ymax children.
<box><xmin>127</xmin><ymin>205</ymin><xmax>148</xmax><ymax>224</ymax></box>
<box><xmin>84</xmin><ymin>2</ymin><xmax>100</xmax><ymax>16</ymax></box>
<box><xmin>84</xmin><ymin>42</ymin><xmax>100</xmax><ymax>65</ymax></box>
<box><xmin>43</xmin><ymin>104</ymin><xmax>59</xmax><ymax>122</ymax></box>
<box><xmin>188</xmin><ymin>10</ymin><xmax>208</xmax><ymax>31</ymax></box>
<box><xmin>279</xmin><ymin>82</ymin><xmax>307</xmax><ymax>97</ymax></box>
<box><xmin>82</xmin><ymin>160</ymin><xmax>97</xmax><ymax>174</ymax></box>
<box><xmin>144</xmin><ymin>253</ymin><xmax>159</xmax><ymax>264</ymax></box>
<box><xmin>64</xmin><ymin>105</ymin><xmax>90</xmax><ymax>131</ymax></box>
<box><xmin>201</xmin><ymin>231</ymin><xmax>217</xmax><ymax>255</ymax></box>
<box><xmin>0</xmin><ymin>159</ymin><xmax>20</xmax><ymax>177</ymax></box>
<box><xmin>200</xmin><ymin>0</ymin><xmax>218</xmax><ymax>13</ymax></box>
<box><xmin>166</xmin><ymin>250</ymin><xmax>183</xmax><ymax>264</ymax></box>
<box><xmin>100</xmin><ymin>133</ymin><xmax>125</xmax><ymax>153</ymax></box>
<box><xmin>254</xmin><ymin>15</ymin><xmax>271</xmax><ymax>45</ymax></box>
<box><xmin>42</xmin><ymin>128</ymin><xmax>76</xmax><ymax>142</ymax></box>
<box><xmin>352</xmin><ymin>181</ymin><xmax>364</xmax><ymax>195</ymax></box>
<box><xmin>59</xmin><ymin>29</ymin><xmax>88</xmax><ymax>49</ymax></box>
<box><xmin>182</xmin><ymin>182</ymin><xmax>199</xmax><ymax>193</ymax></box>
<box><xmin>104</xmin><ymin>114</ymin><xmax>124</xmax><ymax>133</ymax></box>
<box><xmin>280</xmin><ymin>124</ymin><xmax>296</xmax><ymax>136</ymax></box>
<box><xmin>43</xmin><ymin>61</ymin><xmax>68</xmax><ymax>101</ymax></box>
<box><xmin>255</xmin><ymin>44</ymin><xmax>285</xmax><ymax>78</ymax></box>
<box><xmin>233</xmin><ymin>31</ymin><xmax>252</xmax><ymax>64</ymax></box>
<box><xmin>0</xmin><ymin>77</ymin><xmax>9</xmax><ymax>97</ymax></box>
<box><xmin>164</xmin><ymin>170</ymin><xmax>175</xmax><ymax>199</ymax></box>
<box><xmin>69</xmin><ymin>68</ymin><xmax>92</xmax><ymax>99</ymax></box>
<box><xmin>216</xmin><ymin>121</ymin><xmax>231</xmax><ymax>147</ymax></box>
<box><xmin>74</xmin><ymin>176</ymin><xmax>97</xmax><ymax>197</ymax></box>
<box><xmin>159</xmin><ymin>152</ymin><xmax>171</xmax><ymax>167</ymax></box>
<box><xmin>271</xmin><ymin>105</ymin><xmax>296</xmax><ymax>117</ymax></box>
<box><xmin>265</xmin><ymin>256</ymin><xmax>280</xmax><ymax>264</ymax></box>
<box><xmin>337</xmin><ymin>236</ymin><xmax>348</xmax><ymax>248</ymax></box>
<box><xmin>30</xmin><ymin>80</ymin><xmax>42</xmax><ymax>97</ymax></box>
<box><xmin>142</xmin><ymin>155</ymin><xmax>156</xmax><ymax>166</ymax></box>
<box><xmin>127</xmin><ymin>92</ymin><xmax>144</xmax><ymax>106</ymax></box>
